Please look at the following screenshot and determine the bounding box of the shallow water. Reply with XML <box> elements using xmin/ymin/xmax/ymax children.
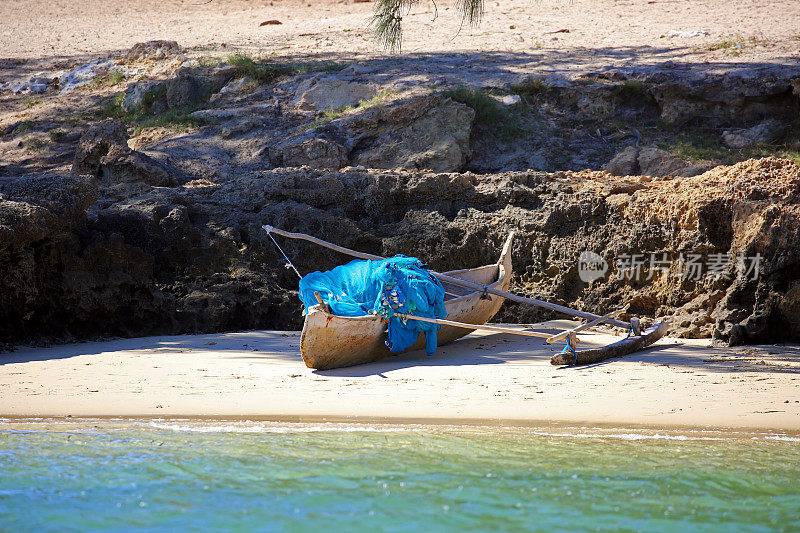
<box><xmin>1</xmin><ymin>419</ymin><xmax>798</xmax><ymax>532</ymax></box>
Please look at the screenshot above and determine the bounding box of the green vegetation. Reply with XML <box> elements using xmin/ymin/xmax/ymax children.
<box><xmin>226</xmin><ymin>54</ymin><xmax>295</xmax><ymax>84</ymax></box>
<box><xmin>22</xmin><ymin>137</ymin><xmax>49</xmax><ymax>151</ymax></box>
<box><xmin>93</xmin><ymin>70</ymin><xmax>126</xmax><ymax>87</ymax></box>
<box><xmin>226</xmin><ymin>54</ymin><xmax>347</xmax><ymax>84</ymax></box>
<box><xmin>703</xmin><ymin>33</ymin><xmax>767</xmax><ymax>56</ymax></box>
<box><xmin>655</xmin><ymin>122</ymin><xmax>800</xmax><ymax>165</ymax></box>
<box><xmin>101</xmin><ymin>93</ymin><xmax>213</xmax><ymax>134</ymax></box>
<box><xmin>612</xmin><ymin>80</ymin><xmax>649</xmax><ymax>100</ymax></box>
<box><xmin>510</xmin><ymin>77</ymin><xmax>558</xmax><ymax>102</ymax></box>
<box><xmin>22</xmin><ymin>97</ymin><xmax>42</xmax><ymax>109</ymax></box>
<box><xmin>441</xmin><ymin>85</ymin><xmax>525</xmax><ymax>139</ymax></box>
<box><xmin>49</xmin><ymin>130</ymin><xmax>66</xmax><ymax>141</ymax></box>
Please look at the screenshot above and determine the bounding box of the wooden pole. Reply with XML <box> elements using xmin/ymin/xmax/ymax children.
<box><xmin>263</xmin><ymin>225</ymin><xmax>632</xmax><ymax>330</ymax></box>
<box><xmin>392</xmin><ymin>312</ymin><xmax>557</xmax><ymax>340</ymax></box>
<box><xmin>546</xmin><ymin>308</ymin><xmax>626</xmax><ymax>343</ymax></box>
<box><xmin>550</xmin><ymin>321</ymin><xmax>669</xmax><ymax>366</ymax></box>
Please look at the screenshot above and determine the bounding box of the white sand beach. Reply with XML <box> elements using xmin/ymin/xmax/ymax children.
<box><xmin>2</xmin><ymin>321</ymin><xmax>798</xmax><ymax>430</ymax></box>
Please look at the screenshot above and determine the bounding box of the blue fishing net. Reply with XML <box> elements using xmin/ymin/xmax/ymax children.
<box><xmin>298</xmin><ymin>255</ymin><xmax>447</xmax><ymax>355</ymax></box>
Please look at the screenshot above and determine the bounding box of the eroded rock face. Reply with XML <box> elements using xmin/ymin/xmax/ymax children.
<box><xmin>273</xmin><ymin>95</ymin><xmax>475</xmax><ymax>172</ymax></box>
<box><xmin>294</xmin><ymin>76</ymin><xmax>375</xmax><ymax>112</ymax></box>
<box><xmin>647</xmin><ymin>70</ymin><xmax>800</xmax><ymax>125</ymax></box>
<box><xmin>72</xmin><ymin>120</ymin><xmax>178</xmax><ymax>186</ymax></box>
<box><xmin>120</xmin><ymin>65</ymin><xmax>238</xmax><ymax>114</ymax></box>
<box><xmin>1</xmin><ymin>158</ymin><xmax>798</xmax><ymax>347</ymax></box>
<box><xmin>0</xmin><ymin>175</ymin><xmax>99</xmax><ymax>341</ymax></box>
<box><xmin>603</xmin><ymin>145</ymin><xmax>713</xmax><ymax>177</ymax></box>
<box><xmin>723</xmin><ymin>119</ymin><xmax>787</xmax><ymax>149</ymax></box>
<box><xmin>125</xmin><ymin>40</ymin><xmax>182</xmax><ymax>62</ymax></box>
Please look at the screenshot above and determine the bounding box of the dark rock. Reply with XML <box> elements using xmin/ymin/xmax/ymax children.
<box><xmin>274</xmin><ymin>95</ymin><xmax>474</xmax><ymax>172</ymax></box>
<box><xmin>72</xmin><ymin>120</ymin><xmax>178</xmax><ymax>186</ymax></box>
<box><xmin>72</xmin><ymin>119</ymin><xmax>129</xmax><ymax>176</ymax></box>
<box><xmin>164</xmin><ymin>66</ymin><xmax>239</xmax><ymax>109</ymax></box>
<box><xmin>603</xmin><ymin>145</ymin><xmax>714</xmax><ymax>178</ymax></box>
<box><xmin>1</xmin><ymin>158</ymin><xmax>798</xmax><ymax>346</ymax></box>
<box><xmin>648</xmin><ymin>71</ymin><xmax>800</xmax><ymax>125</ymax></box>
<box><xmin>723</xmin><ymin>119</ymin><xmax>787</xmax><ymax>149</ymax></box>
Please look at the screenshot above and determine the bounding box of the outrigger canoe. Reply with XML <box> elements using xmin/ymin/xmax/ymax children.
<box><xmin>300</xmin><ymin>233</ymin><xmax>515</xmax><ymax>370</ymax></box>
<box><xmin>263</xmin><ymin>225</ymin><xmax>669</xmax><ymax>370</ymax></box>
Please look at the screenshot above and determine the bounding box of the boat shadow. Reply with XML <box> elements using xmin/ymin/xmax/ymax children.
<box><xmin>314</xmin><ymin>332</ymin><xmax>560</xmax><ymax>377</ymax></box>
<box><xmin>318</xmin><ymin>330</ymin><xmax>800</xmax><ymax>377</ymax></box>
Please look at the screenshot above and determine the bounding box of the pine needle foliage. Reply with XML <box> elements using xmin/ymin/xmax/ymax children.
<box><xmin>371</xmin><ymin>0</ymin><xmax>484</xmax><ymax>51</ymax></box>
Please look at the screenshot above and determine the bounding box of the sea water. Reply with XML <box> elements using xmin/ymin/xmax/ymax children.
<box><xmin>0</xmin><ymin>419</ymin><xmax>798</xmax><ymax>532</ymax></box>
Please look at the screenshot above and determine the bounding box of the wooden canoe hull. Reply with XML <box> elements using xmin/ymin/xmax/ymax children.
<box><xmin>300</xmin><ymin>234</ymin><xmax>514</xmax><ymax>370</ymax></box>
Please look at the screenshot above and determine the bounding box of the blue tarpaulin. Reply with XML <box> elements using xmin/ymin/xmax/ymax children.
<box><xmin>298</xmin><ymin>255</ymin><xmax>447</xmax><ymax>355</ymax></box>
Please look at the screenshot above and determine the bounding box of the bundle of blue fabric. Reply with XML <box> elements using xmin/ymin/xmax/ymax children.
<box><xmin>298</xmin><ymin>255</ymin><xmax>447</xmax><ymax>355</ymax></box>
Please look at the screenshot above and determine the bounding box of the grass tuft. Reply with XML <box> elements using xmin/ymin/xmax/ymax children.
<box><xmin>441</xmin><ymin>85</ymin><xmax>525</xmax><ymax>139</ymax></box>
<box><xmin>100</xmin><ymin>91</ymin><xmax>215</xmax><ymax>134</ymax></box>
<box><xmin>226</xmin><ymin>54</ymin><xmax>347</xmax><ymax>84</ymax></box>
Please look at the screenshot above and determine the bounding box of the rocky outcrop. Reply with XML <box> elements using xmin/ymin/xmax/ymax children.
<box><xmin>124</xmin><ymin>40</ymin><xmax>182</xmax><ymax>62</ymax></box>
<box><xmin>121</xmin><ymin>65</ymin><xmax>238</xmax><ymax>113</ymax></box>
<box><xmin>273</xmin><ymin>95</ymin><xmax>475</xmax><ymax>171</ymax></box>
<box><xmin>1</xmin><ymin>158</ymin><xmax>798</xmax><ymax>347</ymax></box>
<box><xmin>646</xmin><ymin>68</ymin><xmax>800</xmax><ymax>125</ymax></box>
<box><xmin>293</xmin><ymin>76</ymin><xmax>375</xmax><ymax>112</ymax></box>
<box><xmin>723</xmin><ymin>119</ymin><xmax>787</xmax><ymax>149</ymax></box>
<box><xmin>603</xmin><ymin>146</ymin><xmax>713</xmax><ymax>178</ymax></box>
<box><xmin>72</xmin><ymin>120</ymin><xmax>179</xmax><ymax>186</ymax></box>
<box><xmin>0</xmin><ymin>175</ymin><xmax>99</xmax><ymax>342</ymax></box>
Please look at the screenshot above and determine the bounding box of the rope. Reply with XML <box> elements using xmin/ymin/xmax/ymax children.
<box><xmin>560</xmin><ymin>342</ymin><xmax>578</xmax><ymax>365</ymax></box>
<box><xmin>265</xmin><ymin>230</ymin><xmax>302</xmax><ymax>279</ymax></box>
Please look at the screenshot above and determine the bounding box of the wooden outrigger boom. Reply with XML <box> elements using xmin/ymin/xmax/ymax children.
<box><xmin>263</xmin><ymin>226</ymin><xmax>669</xmax><ymax>368</ymax></box>
<box><xmin>264</xmin><ymin>226</ymin><xmax>632</xmax><ymax>330</ymax></box>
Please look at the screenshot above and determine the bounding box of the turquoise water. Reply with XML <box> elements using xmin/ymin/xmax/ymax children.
<box><xmin>1</xmin><ymin>420</ymin><xmax>799</xmax><ymax>532</ymax></box>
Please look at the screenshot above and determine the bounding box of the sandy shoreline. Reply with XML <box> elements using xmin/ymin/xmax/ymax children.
<box><xmin>2</xmin><ymin>321</ymin><xmax>798</xmax><ymax>431</ymax></box>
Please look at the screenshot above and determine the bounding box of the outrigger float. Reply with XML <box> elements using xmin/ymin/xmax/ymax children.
<box><xmin>263</xmin><ymin>226</ymin><xmax>669</xmax><ymax>370</ymax></box>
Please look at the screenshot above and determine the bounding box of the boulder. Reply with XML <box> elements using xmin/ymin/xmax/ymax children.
<box><xmin>723</xmin><ymin>119</ymin><xmax>786</xmax><ymax>149</ymax></box>
<box><xmin>164</xmin><ymin>66</ymin><xmax>239</xmax><ymax>109</ymax></box>
<box><xmin>121</xmin><ymin>79</ymin><xmax>167</xmax><ymax>112</ymax></box>
<box><xmin>344</xmin><ymin>94</ymin><xmax>474</xmax><ymax>171</ymax></box>
<box><xmin>72</xmin><ymin>119</ymin><xmax>130</xmax><ymax>176</ymax></box>
<box><xmin>72</xmin><ymin>120</ymin><xmax>177</xmax><ymax>186</ymax></box>
<box><xmin>217</xmin><ymin>77</ymin><xmax>258</xmax><ymax>96</ymax></box>
<box><xmin>637</xmin><ymin>147</ymin><xmax>712</xmax><ymax>177</ymax></box>
<box><xmin>294</xmin><ymin>77</ymin><xmax>376</xmax><ymax>112</ymax></box>
<box><xmin>273</xmin><ymin>94</ymin><xmax>474</xmax><ymax>172</ymax></box>
<box><xmin>125</xmin><ymin>40</ymin><xmax>182</xmax><ymax>61</ymax></box>
<box><xmin>275</xmin><ymin>136</ymin><xmax>349</xmax><ymax>170</ymax></box>
<box><xmin>0</xmin><ymin>174</ymin><xmax>97</xmax><ymax>251</ymax></box>
<box><xmin>603</xmin><ymin>146</ymin><xmax>713</xmax><ymax>178</ymax></box>
<box><xmin>602</xmin><ymin>145</ymin><xmax>639</xmax><ymax>176</ymax></box>
<box><xmin>122</xmin><ymin>66</ymin><xmax>239</xmax><ymax>113</ymax></box>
